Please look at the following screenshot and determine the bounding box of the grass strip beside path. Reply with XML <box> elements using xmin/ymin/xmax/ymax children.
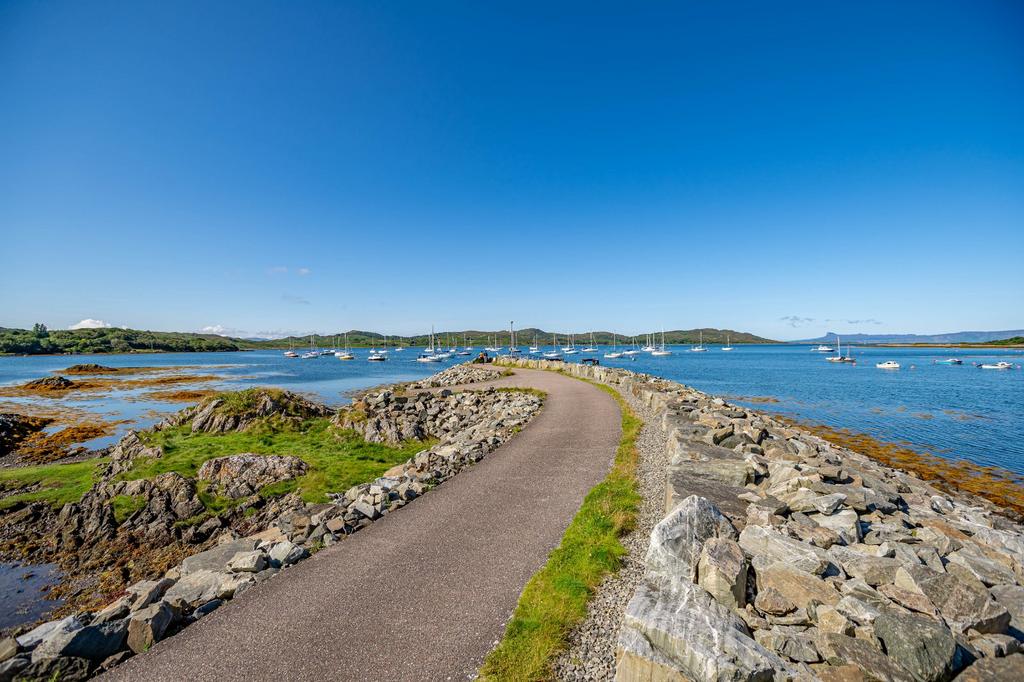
<box><xmin>479</xmin><ymin>379</ymin><xmax>642</xmax><ymax>681</ymax></box>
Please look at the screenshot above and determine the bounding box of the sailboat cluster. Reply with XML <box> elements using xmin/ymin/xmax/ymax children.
<box><xmin>282</xmin><ymin>327</ymin><xmax>748</xmax><ymax>364</ymax></box>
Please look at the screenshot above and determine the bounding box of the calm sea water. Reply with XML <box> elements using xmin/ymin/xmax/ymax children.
<box><xmin>1</xmin><ymin>345</ymin><xmax>1022</xmax><ymax>473</ymax></box>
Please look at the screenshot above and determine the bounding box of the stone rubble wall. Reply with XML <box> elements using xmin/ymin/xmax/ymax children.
<box><xmin>497</xmin><ymin>358</ymin><xmax>1024</xmax><ymax>682</ymax></box>
<box><xmin>0</xmin><ymin>383</ymin><xmax>541</xmax><ymax>681</ymax></box>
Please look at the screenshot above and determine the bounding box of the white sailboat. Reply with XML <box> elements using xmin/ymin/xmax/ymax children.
<box><xmin>457</xmin><ymin>334</ymin><xmax>472</xmax><ymax>356</ymax></box>
<box><xmin>641</xmin><ymin>333</ymin><xmax>655</xmax><ymax>353</ymax></box>
<box><xmin>417</xmin><ymin>328</ymin><xmax>442</xmax><ymax>362</ymax></box>
<box><xmin>335</xmin><ymin>333</ymin><xmax>354</xmax><ymax>360</ymax></box>
<box><xmin>582</xmin><ymin>332</ymin><xmax>597</xmax><ymax>353</ymax></box>
<box><xmin>721</xmin><ymin>335</ymin><xmax>734</xmax><ymax>351</ymax></box>
<box><xmin>604</xmin><ymin>333</ymin><xmax>624</xmax><ymax>359</ymax></box>
<box><xmin>826</xmin><ymin>335</ymin><xmax>855</xmax><ymax>363</ymax></box>
<box><xmin>283</xmin><ymin>338</ymin><xmax>298</xmax><ymax>358</ymax></box>
<box><xmin>651</xmin><ymin>329</ymin><xmax>672</xmax><ymax>356</ymax></box>
<box><xmin>543</xmin><ymin>333</ymin><xmax>562</xmax><ymax>358</ymax></box>
<box><xmin>301</xmin><ymin>334</ymin><xmax>319</xmax><ymax>359</ymax></box>
<box><xmin>529</xmin><ymin>335</ymin><xmax>540</xmax><ymax>353</ymax></box>
<box><xmin>689</xmin><ymin>331</ymin><xmax>707</xmax><ymax>352</ymax></box>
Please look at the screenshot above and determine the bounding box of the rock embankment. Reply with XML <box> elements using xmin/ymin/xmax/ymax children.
<box><xmin>498</xmin><ymin>358</ymin><xmax>1024</xmax><ymax>682</ymax></box>
<box><xmin>0</xmin><ymin>377</ymin><xmax>542</xmax><ymax>680</ymax></box>
<box><xmin>163</xmin><ymin>388</ymin><xmax>332</xmax><ymax>434</ymax></box>
<box><xmin>407</xmin><ymin>363</ymin><xmax>497</xmax><ymax>389</ymax></box>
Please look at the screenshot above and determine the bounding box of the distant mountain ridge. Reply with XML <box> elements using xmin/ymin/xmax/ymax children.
<box><xmin>794</xmin><ymin>329</ymin><xmax>1024</xmax><ymax>345</ymax></box>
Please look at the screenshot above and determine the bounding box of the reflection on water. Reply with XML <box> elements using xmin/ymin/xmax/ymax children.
<box><xmin>0</xmin><ymin>562</ymin><xmax>63</xmax><ymax>630</ymax></box>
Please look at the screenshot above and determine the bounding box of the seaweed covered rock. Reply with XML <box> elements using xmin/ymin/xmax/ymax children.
<box><xmin>0</xmin><ymin>413</ymin><xmax>52</xmax><ymax>457</ymax></box>
<box><xmin>197</xmin><ymin>454</ymin><xmax>307</xmax><ymax>498</ymax></box>
<box><xmin>22</xmin><ymin>375</ymin><xmax>77</xmax><ymax>391</ymax></box>
<box><xmin>170</xmin><ymin>388</ymin><xmax>332</xmax><ymax>434</ymax></box>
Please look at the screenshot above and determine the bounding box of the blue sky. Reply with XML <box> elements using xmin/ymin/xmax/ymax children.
<box><xmin>1</xmin><ymin>1</ymin><xmax>1022</xmax><ymax>340</ymax></box>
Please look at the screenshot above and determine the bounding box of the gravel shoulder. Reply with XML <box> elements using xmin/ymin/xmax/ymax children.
<box><xmin>552</xmin><ymin>389</ymin><xmax>668</xmax><ymax>681</ymax></box>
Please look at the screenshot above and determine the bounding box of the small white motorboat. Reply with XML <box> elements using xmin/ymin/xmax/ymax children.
<box><xmin>367</xmin><ymin>351</ymin><xmax>387</xmax><ymax>362</ymax></box>
<box><xmin>876</xmin><ymin>361</ymin><xmax>900</xmax><ymax>370</ymax></box>
<box><xmin>283</xmin><ymin>351</ymin><xmax>298</xmax><ymax>358</ymax></box>
<box><xmin>935</xmin><ymin>358</ymin><xmax>962</xmax><ymax>365</ymax></box>
<box><xmin>416</xmin><ymin>353</ymin><xmax>442</xmax><ymax>363</ymax></box>
<box><xmin>979</xmin><ymin>361</ymin><xmax>1014</xmax><ymax>370</ymax></box>
<box><xmin>811</xmin><ymin>344</ymin><xmax>834</xmax><ymax>352</ymax></box>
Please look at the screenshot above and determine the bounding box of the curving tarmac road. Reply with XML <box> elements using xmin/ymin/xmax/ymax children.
<box><xmin>102</xmin><ymin>365</ymin><xmax>620</xmax><ymax>681</ymax></box>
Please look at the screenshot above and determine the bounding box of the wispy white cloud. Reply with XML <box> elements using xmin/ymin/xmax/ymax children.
<box><xmin>296</xmin><ymin>267</ymin><xmax>311</xmax><ymax>276</ymax></box>
<box><xmin>268</xmin><ymin>265</ymin><xmax>289</xmax><ymax>275</ymax></box>
<box><xmin>69</xmin><ymin>318</ymin><xmax>112</xmax><ymax>329</ymax></box>
<box><xmin>253</xmin><ymin>329</ymin><xmax>301</xmax><ymax>339</ymax></box>
<box><xmin>779</xmin><ymin>315</ymin><xmax>815</xmax><ymax>328</ymax></box>
<box><xmin>281</xmin><ymin>293</ymin><xmax>310</xmax><ymax>305</ymax></box>
<box><xmin>200</xmin><ymin>324</ymin><xmax>248</xmax><ymax>336</ymax></box>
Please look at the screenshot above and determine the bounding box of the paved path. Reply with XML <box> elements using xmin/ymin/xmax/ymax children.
<box><xmin>104</xmin><ymin>366</ymin><xmax>620</xmax><ymax>681</ymax></box>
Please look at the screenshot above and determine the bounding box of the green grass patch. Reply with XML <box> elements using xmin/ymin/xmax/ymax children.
<box><xmin>479</xmin><ymin>380</ymin><xmax>642</xmax><ymax>681</ymax></box>
<box><xmin>126</xmin><ymin>418</ymin><xmax>434</xmax><ymax>504</ymax></box>
<box><xmin>111</xmin><ymin>494</ymin><xmax>146</xmax><ymax>523</ymax></box>
<box><xmin>0</xmin><ymin>458</ymin><xmax>107</xmax><ymax>510</ymax></box>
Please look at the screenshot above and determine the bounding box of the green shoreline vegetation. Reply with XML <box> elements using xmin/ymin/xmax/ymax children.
<box><xmin>479</xmin><ymin>377</ymin><xmax>641</xmax><ymax>681</ymax></box>
<box><xmin>0</xmin><ymin>325</ymin><xmax>775</xmax><ymax>355</ymax></box>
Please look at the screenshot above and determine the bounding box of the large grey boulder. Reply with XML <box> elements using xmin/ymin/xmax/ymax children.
<box><xmin>738</xmin><ymin>525</ymin><xmax>829</xmax><ymax>575</ymax></box>
<box><xmin>874</xmin><ymin>612</ymin><xmax>966</xmax><ymax>682</ymax></box>
<box><xmin>646</xmin><ymin>496</ymin><xmax>737</xmax><ymax>582</ymax></box>
<box><xmin>954</xmin><ymin>654</ymin><xmax>1024</xmax><ymax>681</ymax></box>
<box><xmin>815</xmin><ymin>633</ymin><xmax>915</xmax><ymax>682</ymax></box>
<box><xmin>698</xmin><ymin>537</ymin><xmax>749</xmax><ymax>609</ymax></box>
<box><xmin>179</xmin><ymin>539</ymin><xmax>258</xmax><ymax>576</ymax></box>
<box><xmin>15</xmin><ymin>616</ymin><xmax>81</xmax><ymax>649</ymax></box>
<box><xmin>126</xmin><ymin>601</ymin><xmax>175</xmax><ymax>654</ymax></box>
<box><xmin>989</xmin><ymin>583</ymin><xmax>1024</xmax><ymax>639</ymax></box>
<box><xmin>755</xmin><ymin>563</ymin><xmax>840</xmax><ymax>612</ymax></box>
<box><xmin>31</xmin><ymin>621</ymin><xmax>128</xmax><ymax>664</ymax></box>
<box><xmin>830</xmin><ymin>546</ymin><xmax>901</xmax><ymax>586</ymax></box>
<box><xmin>163</xmin><ymin>570</ymin><xmax>253</xmax><ymax>608</ymax></box>
<box><xmin>616</xmin><ymin>577</ymin><xmax>794</xmax><ymax>682</ymax></box>
<box><xmin>894</xmin><ymin>565</ymin><xmax>1010</xmax><ymax>634</ymax></box>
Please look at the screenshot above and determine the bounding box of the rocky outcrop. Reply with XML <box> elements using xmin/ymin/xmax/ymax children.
<box><xmin>197</xmin><ymin>455</ymin><xmax>307</xmax><ymax>498</ymax></box>
<box><xmin>165</xmin><ymin>388</ymin><xmax>332</xmax><ymax>434</ymax></box>
<box><xmin>498</xmin><ymin>358</ymin><xmax>1024</xmax><ymax>682</ymax></box>
<box><xmin>407</xmin><ymin>364</ymin><xmax>497</xmax><ymax>388</ymax></box>
<box><xmin>22</xmin><ymin>375</ymin><xmax>77</xmax><ymax>391</ymax></box>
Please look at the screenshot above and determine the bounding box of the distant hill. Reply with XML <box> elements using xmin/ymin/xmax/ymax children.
<box><xmin>794</xmin><ymin>329</ymin><xmax>1024</xmax><ymax>345</ymax></box>
<box><xmin>248</xmin><ymin>327</ymin><xmax>776</xmax><ymax>349</ymax></box>
<box><xmin>0</xmin><ymin>325</ymin><xmax>776</xmax><ymax>355</ymax></box>
<box><xmin>984</xmin><ymin>336</ymin><xmax>1024</xmax><ymax>346</ymax></box>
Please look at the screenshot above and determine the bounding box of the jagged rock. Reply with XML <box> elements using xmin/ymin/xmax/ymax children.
<box><xmin>814</xmin><ymin>605</ymin><xmax>855</xmax><ymax>636</ymax></box>
<box><xmin>197</xmin><ymin>454</ymin><xmax>307</xmax><ymax>498</ymax></box>
<box><xmin>180</xmin><ymin>539</ymin><xmax>258</xmax><ymax>575</ymax></box>
<box><xmin>31</xmin><ymin>621</ymin><xmax>128</xmax><ymax>664</ymax></box>
<box><xmin>10</xmin><ymin>655</ymin><xmax>90</xmax><ymax>681</ymax></box>
<box><xmin>127</xmin><ymin>577</ymin><xmax>174</xmax><ymax>610</ymax></box>
<box><xmin>989</xmin><ymin>584</ymin><xmax>1024</xmax><ymax>639</ymax></box>
<box><xmin>754</xmin><ymin>587</ymin><xmax>796</xmax><ymax>616</ymax></box>
<box><xmin>127</xmin><ymin>601</ymin><xmax>175</xmax><ymax>654</ymax></box>
<box><xmin>874</xmin><ymin>612</ymin><xmax>965</xmax><ymax>682</ymax></box>
<box><xmin>646</xmin><ymin>496</ymin><xmax>738</xmax><ymax>582</ymax></box>
<box><xmin>227</xmin><ymin>550</ymin><xmax>267</xmax><ymax>573</ymax></box>
<box><xmin>810</xmin><ymin>510</ymin><xmax>861</xmax><ymax>546</ymax></box>
<box><xmin>22</xmin><ymin>375</ymin><xmax>76</xmax><ymax>391</ymax></box>
<box><xmin>815</xmin><ymin>633</ymin><xmax>915</xmax><ymax>682</ymax></box>
<box><xmin>953</xmin><ymin>653</ymin><xmax>1024</xmax><ymax>682</ymax></box>
<box><xmin>0</xmin><ymin>638</ymin><xmax>18</xmax><ymax>663</ymax></box>
<box><xmin>92</xmin><ymin>597</ymin><xmax>131</xmax><ymax>624</ymax></box>
<box><xmin>163</xmin><ymin>570</ymin><xmax>253</xmax><ymax>608</ymax></box>
<box><xmin>946</xmin><ymin>548</ymin><xmax>1016</xmax><ymax>587</ymax></box>
<box><xmin>15</xmin><ymin>616</ymin><xmax>82</xmax><ymax>649</ymax></box>
<box><xmin>895</xmin><ymin>565</ymin><xmax>1011</xmax><ymax>634</ymax></box>
<box><xmin>739</xmin><ymin>525</ymin><xmax>829</xmax><ymax>575</ymax></box>
<box><xmin>698</xmin><ymin>537</ymin><xmax>748</xmax><ymax>609</ymax></box>
<box><xmin>755</xmin><ymin>563</ymin><xmax>840</xmax><ymax>611</ymax></box>
<box><xmin>268</xmin><ymin>540</ymin><xmax>308</xmax><ymax>567</ymax></box>
<box><xmin>754</xmin><ymin>627</ymin><xmax>821</xmax><ymax>663</ymax></box>
<box><xmin>830</xmin><ymin>546</ymin><xmax>901</xmax><ymax>586</ymax></box>
<box><xmin>617</xmin><ymin>577</ymin><xmax>795</xmax><ymax>681</ymax></box>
